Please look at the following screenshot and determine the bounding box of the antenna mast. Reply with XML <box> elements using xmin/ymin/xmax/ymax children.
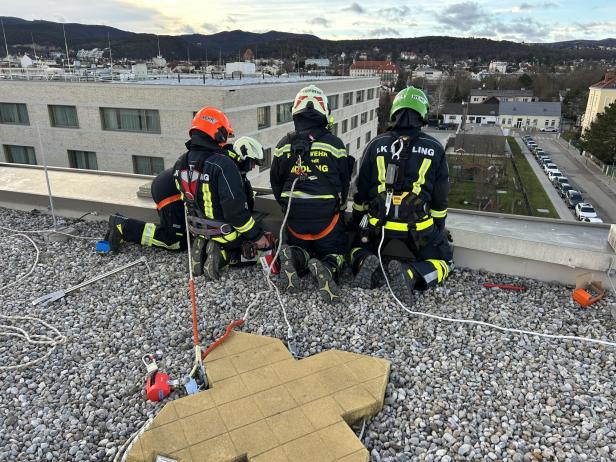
<box><xmin>1</xmin><ymin>18</ymin><xmax>10</xmax><ymax>75</ymax></box>
<box><xmin>108</xmin><ymin>32</ymin><xmax>113</xmax><ymax>70</ymax></box>
<box><xmin>31</xmin><ymin>33</ymin><xmax>38</xmax><ymax>60</ymax></box>
<box><xmin>157</xmin><ymin>34</ymin><xmax>161</xmax><ymax>57</ymax></box>
<box><xmin>62</xmin><ymin>23</ymin><xmax>71</xmax><ymax>72</ymax></box>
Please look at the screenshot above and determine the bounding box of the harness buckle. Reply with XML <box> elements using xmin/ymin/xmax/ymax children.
<box><xmin>219</xmin><ymin>223</ymin><xmax>233</xmax><ymax>235</ymax></box>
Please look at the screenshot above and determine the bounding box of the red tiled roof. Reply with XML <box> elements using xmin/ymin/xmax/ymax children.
<box><xmin>350</xmin><ymin>60</ymin><xmax>399</xmax><ymax>72</ymax></box>
<box><xmin>591</xmin><ymin>72</ymin><xmax>616</xmax><ymax>89</ymax></box>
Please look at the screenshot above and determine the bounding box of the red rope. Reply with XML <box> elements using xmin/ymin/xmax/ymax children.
<box><xmin>483</xmin><ymin>283</ymin><xmax>527</xmax><ymax>291</ymax></box>
<box><xmin>189</xmin><ymin>279</ymin><xmax>199</xmax><ymax>346</ymax></box>
<box><xmin>202</xmin><ymin>319</ymin><xmax>245</xmax><ymax>359</ymax></box>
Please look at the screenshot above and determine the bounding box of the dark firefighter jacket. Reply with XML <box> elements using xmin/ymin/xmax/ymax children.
<box><xmin>270</xmin><ymin>126</ymin><xmax>352</xmax><ymax>221</ymax></box>
<box><xmin>352</xmin><ymin>127</ymin><xmax>449</xmax><ymax>236</ymax></box>
<box><xmin>173</xmin><ymin>132</ymin><xmax>262</xmax><ymax>244</ymax></box>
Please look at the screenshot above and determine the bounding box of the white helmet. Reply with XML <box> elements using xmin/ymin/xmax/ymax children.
<box><xmin>291</xmin><ymin>85</ymin><xmax>329</xmax><ymax>118</ymax></box>
<box><xmin>233</xmin><ymin>136</ymin><xmax>264</xmax><ymax>164</ymax></box>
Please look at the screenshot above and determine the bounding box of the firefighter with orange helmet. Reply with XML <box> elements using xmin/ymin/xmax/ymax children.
<box><xmin>173</xmin><ymin>107</ymin><xmax>272</xmax><ymax>279</ymax></box>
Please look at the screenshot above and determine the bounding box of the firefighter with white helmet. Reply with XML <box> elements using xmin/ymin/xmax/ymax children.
<box><xmin>270</xmin><ymin>85</ymin><xmax>354</xmax><ymax>303</ymax></box>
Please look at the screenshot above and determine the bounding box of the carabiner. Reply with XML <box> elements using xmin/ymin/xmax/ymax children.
<box><xmin>390</xmin><ymin>138</ymin><xmax>404</xmax><ymax>161</ymax></box>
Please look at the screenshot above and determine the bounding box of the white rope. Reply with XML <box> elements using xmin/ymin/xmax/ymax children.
<box><xmin>0</xmin><ymin>234</ymin><xmax>67</xmax><ymax>370</ymax></box>
<box><xmin>376</xmin><ymin>227</ymin><xmax>616</xmax><ymax>349</ymax></box>
<box><xmin>113</xmin><ymin>418</ymin><xmax>154</xmax><ymax>462</ymax></box>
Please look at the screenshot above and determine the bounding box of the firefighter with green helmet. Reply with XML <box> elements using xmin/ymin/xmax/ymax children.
<box><xmin>349</xmin><ymin>86</ymin><xmax>453</xmax><ymax>304</ymax></box>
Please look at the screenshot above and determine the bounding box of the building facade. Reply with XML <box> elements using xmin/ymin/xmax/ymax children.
<box><xmin>469</xmin><ymin>89</ymin><xmax>535</xmax><ymax>104</ymax></box>
<box><xmin>0</xmin><ymin>77</ymin><xmax>379</xmax><ymax>184</ymax></box>
<box><xmin>442</xmin><ymin>103</ymin><xmax>499</xmax><ymax>126</ymax></box>
<box><xmin>349</xmin><ymin>61</ymin><xmax>398</xmax><ymax>86</ymax></box>
<box><xmin>498</xmin><ymin>101</ymin><xmax>561</xmax><ymax>130</ymax></box>
<box><xmin>581</xmin><ymin>72</ymin><xmax>616</xmax><ymax>133</ymax></box>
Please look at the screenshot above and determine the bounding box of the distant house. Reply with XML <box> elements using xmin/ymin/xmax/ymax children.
<box><xmin>349</xmin><ymin>60</ymin><xmax>399</xmax><ymax>85</ymax></box>
<box><xmin>499</xmin><ymin>101</ymin><xmax>561</xmax><ymax>129</ymax></box>
<box><xmin>20</xmin><ymin>54</ymin><xmax>34</xmax><ymax>68</ymax></box>
<box><xmin>400</xmin><ymin>51</ymin><xmax>417</xmax><ymax>61</ymax></box>
<box><xmin>413</xmin><ymin>66</ymin><xmax>444</xmax><ymax>82</ymax></box>
<box><xmin>243</xmin><ymin>48</ymin><xmax>255</xmax><ymax>62</ymax></box>
<box><xmin>442</xmin><ymin>102</ymin><xmax>499</xmax><ymax>126</ymax></box>
<box><xmin>305</xmin><ymin>58</ymin><xmax>330</xmax><ymax>68</ymax></box>
<box><xmin>581</xmin><ymin>71</ymin><xmax>616</xmax><ymax>133</ymax></box>
<box><xmin>488</xmin><ymin>61</ymin><xmax>508</xmax><ymax>73</ymax></box>
<box><xmin>469</xmin><ymin>89</ymin><xmax>536</xmax><ymax>104</ymax></box>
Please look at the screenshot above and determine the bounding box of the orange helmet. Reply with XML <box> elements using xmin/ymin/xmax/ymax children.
<box><xmin>190</xmin><ymin>107</ymin><xmax>234</xmax><ymax>146</ymax></box>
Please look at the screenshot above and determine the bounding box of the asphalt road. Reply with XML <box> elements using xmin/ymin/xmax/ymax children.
<box><xmin>533</xmin><ymin>134</ymin><xmax>616</xmax><ymax>224</ymax></box>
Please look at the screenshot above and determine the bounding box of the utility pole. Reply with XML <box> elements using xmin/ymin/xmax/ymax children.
<box><xmin>31</xmin><ymin>33</ymin><xmax>38</xmax><ymax>60</ymax></box>
<box><xmin>1</xmin><ymin>18</ymin><xmax>11</xmax><ymax>78</ymax></box>
<box><xmin>107</xmin><ymin>32</ymin><xmax>113</xmax><ymax>71</ymax></box>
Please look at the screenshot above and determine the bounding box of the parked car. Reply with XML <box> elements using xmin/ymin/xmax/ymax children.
<box><xmin>566</xmin><ymin>190</ymin><xmax>584</xmax><ymax>208</ymax></box>
<box><xmin>541</xmin><ymin>127</ymin><xmax>559</xmax><ymax>133</ymax></box>
<box><xmin>575</xmin><ymin>203</ymin><xmax>598</xmax><ymax>220</ymax></box>
<box><xmin>544</xmin><ymin>164</ymin><xmax>558</xmax><ymax>174</ymax></box>
<box><xmin>554</xmin><ymin>176</ymin><xmax>569</xmax><ymax>187</ymax></box>
<box><xmin>538</xmin><ymin>156</ymin><xmax>551</xmax><ymax>165</ymax></box>
<box><xmin>534</xmin><ymin>149</ymin><xmax>545</xmax><ymax>157</ymax></box>
<box><xmin>547</xmin><ymin>170</ymin><xmax>563</xmax><ymax>182</ymax></box>
<box><xmin>582</xmin><ymin>217</ymin><xmax>604</xmax><ymax>223</ymax></box>
<box><xmin>559</xmin><ymin>183</ymin><xmax>574</xmax><ymax>198</ymax></box>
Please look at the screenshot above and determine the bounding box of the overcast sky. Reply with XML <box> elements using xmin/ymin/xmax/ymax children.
<box><xmin>5</xmin><ymin>0</ymin><xmax>616</xmax><ymax>42</ymax></box>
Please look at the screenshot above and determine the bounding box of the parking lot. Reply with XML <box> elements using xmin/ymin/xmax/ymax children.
<box><xmin>518</xmin><ymin>133</ymin><xmax>616</xmax><ymax>224</ymax></box>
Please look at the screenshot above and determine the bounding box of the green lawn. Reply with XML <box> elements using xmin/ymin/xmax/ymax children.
<box><xmin>506</xmin><ymin>137</ymin><xmax>559</xmax><ymax>219</ymax></box>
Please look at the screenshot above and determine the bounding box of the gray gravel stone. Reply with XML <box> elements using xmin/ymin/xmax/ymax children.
<box><xmin>1</xmin><ymin>207</ymin><xmax>615</xmax><ymax>461</ymax></box>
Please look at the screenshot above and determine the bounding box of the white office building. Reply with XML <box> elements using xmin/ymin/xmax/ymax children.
<box><xmin>0</xmin><ymin>76</ymin><xmax>379</xmax><ymax>184</ymax></box>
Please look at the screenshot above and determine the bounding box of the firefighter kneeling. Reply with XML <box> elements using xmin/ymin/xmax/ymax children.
<box><xmin>350</xmin><ymin>87</ymin><xmax>453</xmax><ymax>305</ymax></box>
<box><xmin>174</xmin><ymin>107</ymin><xmax>273</xmax><ymax>279</ymax></box>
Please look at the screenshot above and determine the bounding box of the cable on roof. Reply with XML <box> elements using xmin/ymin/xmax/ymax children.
<box><xmin>0</xmin><ymin>234</ymin><xmax>67</xmax><ymax>371</ymax></box>
<box><xmin>376</xmin><ymin>226</ymin><xmax>616</xmax><ymax>349</ymax></box>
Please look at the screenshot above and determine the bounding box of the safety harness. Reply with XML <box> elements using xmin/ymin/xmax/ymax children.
<box><xmin>283</xmin><ymin>128</ymin><xmax>343</xmax><ymax>240</ymax></box>
<box><xmin>175</xmin><ymin>151</ymin><xmax>235</xmax><ymax>240</ymax></box>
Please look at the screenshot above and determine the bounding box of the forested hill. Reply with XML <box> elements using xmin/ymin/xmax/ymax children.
<box><xmin>2</xmin><ymin>16</ymin><xmax>614</xmax><ymax>63</ymax></box>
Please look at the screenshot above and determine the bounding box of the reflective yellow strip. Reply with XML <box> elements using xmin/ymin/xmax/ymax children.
<box><xmin>235</xmin><ymin>216</ymin><xmax>255</xmax><ymax>234</ymax></box>
<box><xmin>281</xmin><ymin>191</ymin><xmax>335</xmax><ymax>199</ymax></box>
<box><xmin>412</xmin><ymin>158</ymin><xmax>432</xmax><ymax>195</ymax></box>
<box><xmin>203</xmin><ymin>183</ymin><xmax>214</xmax><ymax>219</ymax></box>
<box><xmin>415</xmin><ymin>217</ymin><xmax>434</xmax><ymax>231</ymax></box>
<box><xmin>212</xmin><ymin>231</ymin><xmax>239</xmax><ymax>243</ymax></box>
<box><xmin>430</xmin><ymin>209</ymin><xmax>447</xmax><ymax>218</ymax></box>
<box><xmin>376</xmin><ymin>156</ymin><xmax>386</xmax><ymax>193</ymax></box>
<box><xmin>350</xmin><ymin>247</ymin><xmax>363</xmax><ymax>259</ymax></box>
<box><xmin>427</xmin><ymin>259</ymin><xmax>444</xmax><ymax>283</ymax></box>
<box><xmin>150</xmin><ymin>238</ymin><xmax>181</xmax><ymax>250</ymax></box>
<box><xmin>274</xmin><ymin>144</ymin><xmax>290</xmax><ymax>157</ymax></box>
<box><xmin>406</xmin><ymin>269</ymin><xmax>414</xmax><ymax>279</ymax></box>
<box><xmin>368</xmin><ymin>217</ymin><xmax>434</xmax><ymax>231</ymax></box>
<box><xmin>311</xmin><ymin>142</ymin><xmax>347</xmax><ymax>158</ymax></box>
<box><xmin>140</xmin><ymin>223</ymin><xmax>156</xmax><ymax>246</ymax></box>
<box><xmin>352</xmin><ymin>202</ymin><xmax>368</xmax><ymax>211</ymax></box>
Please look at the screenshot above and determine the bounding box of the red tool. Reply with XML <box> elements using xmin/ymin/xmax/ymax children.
<box><xmin>483</xmin><ymin>283</ymin><xmax>527</xmax><ymax>291</ymax></box>
<box><xmin>572</xmin><ymin>282</ymin><xmax>605</xmax><ymax>308</ymax></box>
<box><xmin>143</xmin><ymin>353</ymin><xmax>178</xmax><ymax>402</ymax></box>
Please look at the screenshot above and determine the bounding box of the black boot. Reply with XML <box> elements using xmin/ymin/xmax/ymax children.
<box><xmin>105</xmin><ymin>214</ymin><xmax>127</xmax><ymax>252</ymax></box>
<box><xmin>308</xmin><ymin>258</ymin><xmax>341</xmax><ymax>304</ymax></box>
<box><xmin>191</xmin><ymin>236</ymin><xmax>207</xmax><ymax>277</ymax></box>
<box><xmin>204</xmin><ymin>240</ymin><xmax>229</xmax><ymax>280</ymax></box>
<box><xmin>278</xmin><ymin>244</ymin><xmax>306</xmax><ymax>293</ymax></box>
<box><xmin>353</xmin><ymin>254</ymin><xmax>381</xmax><ymax>289</ymax></box>
<box><xmin>387</xmin><ymin>260</ymin><xmax>416</xmax><ymax>306</ymax></box>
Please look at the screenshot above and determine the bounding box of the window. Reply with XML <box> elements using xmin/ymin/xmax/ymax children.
<box><xmin>544</xmin><ymin>120</ymin><xmax>549</xmax><ymax>126</ymax></box>
<box><xmin>0</xmin><ymin>103</ymin><xmax>29</xmax><ymax>125</ymax></box>
<box><xmin>507</xmin><ymin>118</ymin><xmax>512</xmax><ymax>125</ymax></box>
<box><xmin>370</xmin><ymin>109</ymin><xmax>374</xmax><ymax>121</ymax></box>
<box><xmin>501</xmin><ymin>118</ymin><xmax>506</xmax><ymax>124</ymax></box>
<box><xmin>343</xmin><ymin>92</ymin><xmax>353</xmax><ymax>106</ymax></box>
<box><xmin>4</xmin><ymin>145</ymin><xmax>36</xmax><ymax>164</ymax></box>
<box><xmin>328</xmin><ymin>95</ymin><xmax>339</xmax><ymax>111</ymax></box>
<box><xmin>260</xmin><ymin>148</ymin><xmax>272</xmax><ymax>172</ymax></box>
<box><xmin>68</xmin><ymin>150</ymin><xmax>97</xmax><ymax>170</ymax></box>
<box><xmin>365</xmin><ymin>131</ymin><xmax>371</xmax><ymax>143</ymax></box>
<box><xmin>49</xmin><ymin>105</ymin><xmax>79</xmax><ymax>128</ymax></box>
<box><xmin>356</xmin><ymin>137</ymin><xmax>361</xmax><ymax>149</ymax></box>
<box><xmin>532</xmin><ymin>119</ymin><xmax>538</xmax><ymax>126</ymax></box>
<box><xmin>351</xmin><ymin>116</ymin><xmax>358</xmax><ymax>129</ymax></box>
<box><xmin>551</xmin><ymin>120</ymin><xmax>556</xmax><ymax>126</ymax></box>
<box><xmin>257</xmin><ymin>106</ymin><xmax>271</xmax><ymax>129</ymax></box>
<box><xmin>276</xmin><ymin>102</ymin><xmax>293</xmax><ymax>124</ymax></box>
<box><xmin>132</xmin><ymin>155</ymin><xmax>164</xmax><ymax>175</ymax></box>
<box><xmin>367</xmin><ymin>88</ymin><xmax>375</xmax><ymax>100</ymax></box>
<box><xmin>345</xmin><ymin>143</ymin><xmax>350</xmax><ymax>154</ymax></box>
<box><xmin>331</xmin><ymin>123</ymin><xmax>339</xmax><ymax>136</ymax></box>
<box><xmin>342</xmin><ymin>119</ymin><xmax>348</xmax><ymax>133</ymax></box>
<box><xmin>101</xmin><ymin>108</ymin><xmax>160</xmax><ymax>133</ymax></box>
<box><xmin>356</xmin><ymin>90</ymin><xmax>365</xmax><ymax>103</ymax></box>
<box><xmin>361</xmin><ymin>112</ymin><xmax>368</xmax><ymax>124</ymax></box>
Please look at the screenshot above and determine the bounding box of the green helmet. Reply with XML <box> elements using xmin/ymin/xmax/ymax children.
<box><xmin>390</xmin><ymin>86</ymin><xmax>429</xmax><ymax>122</ymax></box>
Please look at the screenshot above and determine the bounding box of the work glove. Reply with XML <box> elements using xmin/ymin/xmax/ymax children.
<box><xmin>254</xmin><ymin>232</ymin><xmax>276</xmax><ymax>250</ymax></box>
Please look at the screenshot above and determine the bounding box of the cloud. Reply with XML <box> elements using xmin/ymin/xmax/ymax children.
<box><xmin>342</xmin><ymin>2</ymin><xmax>366</xmax><ymax>14</ymax></box>
<box><xmin>543</xmin><ymin>1</ymin><xmax>559</xmax><ymax>7</ymax></box>
<box><xmin>435</xmin><ymin>2</ymin><xmax>489</xmax><ymax>31</ymax></box>
<box><xmin>201</xmin><ymin>22</ymin><xmax>217</xmax><ymax>33</ymax></box>
<box><xmin>225</xmin><ymin>15</ymin><xmax>237</xmax><ymax>23</ymax></box>
<box><xmin>519</xmin><ymin>2</ymin><xmax>533</xmax><ymax>11</ymax></box>
<box><xmin>377</xmin><ymin>6</ymin><xmax>410</xmax><ymax>20</ymax></box>
<box><xmin>365</xmin><ymin>27</ymin><xmax>400</xmax><ymax>38</ymax></box>
<box><xmin>308</xmin><ymin>17</ymin><xmax>330</xmax><ymax>27</ymax></box>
